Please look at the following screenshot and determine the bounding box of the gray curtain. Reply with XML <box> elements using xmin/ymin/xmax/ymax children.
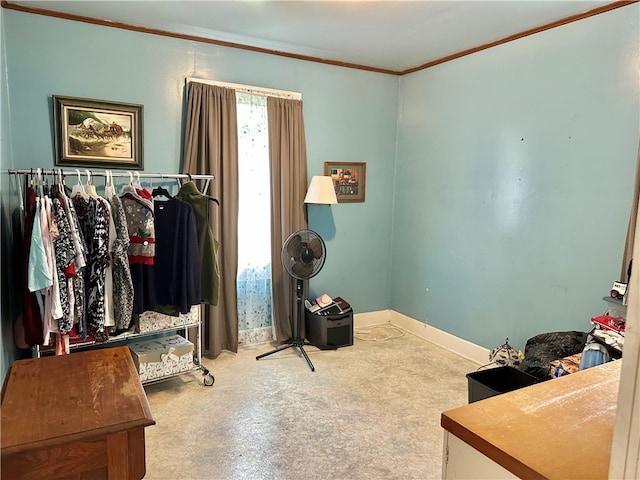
<box><xmin>621</xmin><ymin>139</ymin><xmax>640</xmax><ymax>283</ymax></box>
<box><xmin>183</xmin><ymin>82</ymin><xmax>239</xmax><ymax>357</ymax></box>
<box><xmin>267</xmin><ymin>97</ymin><xmax>309</xmax><ymax>341</ymax></box>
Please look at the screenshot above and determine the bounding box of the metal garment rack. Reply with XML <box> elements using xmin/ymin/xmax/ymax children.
<box><xmin>8</xmin><ymin>169</ymin><xmax>214</xmax><ymax>196</ymax></box>
<box><xmin>9</xmin><ymin>168</ymin><xmax>216</xmax><ymax>386</ymax></box>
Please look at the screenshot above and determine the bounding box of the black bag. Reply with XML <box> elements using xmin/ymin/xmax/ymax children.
<box><xmin>519</xmin><ymin>331</ymin><xmax>588</xmax><ymax>380</ymax></box>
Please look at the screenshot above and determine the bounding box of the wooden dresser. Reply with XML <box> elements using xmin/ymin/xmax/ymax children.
<box><xmin>1</xmin><ymin>346</ymin><xmax>156</xmax><ymax>480</ymax></box>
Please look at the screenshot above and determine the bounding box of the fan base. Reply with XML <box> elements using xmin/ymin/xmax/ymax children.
<box><xmin>256</xmin><ymin>338</ymin><xmax>316</xmax><ymax>372</ymax></box>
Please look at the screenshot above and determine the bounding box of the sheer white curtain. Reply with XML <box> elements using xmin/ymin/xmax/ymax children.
<box><xmin>236</xmin><ymin>93</ymin><xmax>273</xmax><ymax>337</ymax></box>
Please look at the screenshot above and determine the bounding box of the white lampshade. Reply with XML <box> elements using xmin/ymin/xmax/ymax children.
<box><xmin>304</xmin><ymin>176</ymin><xmax>338</xmax><ymax>205</ymax></box>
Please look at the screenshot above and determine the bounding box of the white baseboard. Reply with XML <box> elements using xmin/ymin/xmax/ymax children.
<box><xmin>354</xmin><ymin>310</ymin><xmax>391</xmax><ymax>327</ymax></box>
<box><xmin>355</xmin><ymin>310</ymin><xmax>488</xmax><ymax>365</ymax></box>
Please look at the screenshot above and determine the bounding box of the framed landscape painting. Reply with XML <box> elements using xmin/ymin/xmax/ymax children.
<box><xmin>324</xmin><ymin>161</ymin><xmax>366</xmax><ymax>203</ymax></box>
<box><xmin>53</xmin><ymin>95</ymin><xmax>144</xmax><ymax>170</ymax></box>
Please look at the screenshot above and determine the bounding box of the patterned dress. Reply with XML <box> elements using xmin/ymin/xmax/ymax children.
<box><xmin>51</xmin><ymin>197</ymin><xmax>76</xmax><ymax>334</ymax></box>
<box><xmin>72</xmin><ymin>195</ymin><xmax>110</xmax><ymax>342</ymax></box>
<box><xmin>62</xmin><ymin>195</ymin><xmax>86</xmax><ymax>338</ymax></box>
<box><xmin>105</xmin><ymin>186</ymin><xmax>135</xmax><ymax>330</ymax></box>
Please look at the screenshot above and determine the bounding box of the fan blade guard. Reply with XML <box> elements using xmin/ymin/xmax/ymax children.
<box><xmin>281</xmin><ymin>229</ymin><xmax>327</xmax><ymax>280</ymax></box>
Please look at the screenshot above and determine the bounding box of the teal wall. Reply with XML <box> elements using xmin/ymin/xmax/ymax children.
<box><xmin>1</xmin><ymin>5</ymin><xmax>20</xmax><ymax>381</ymax></box>
<box><xmin>392</xmin><ymin>4</ymin><xmax>640</xmax><ymax>350</ymax></box>
<box><xmin>0</xmin><ymin>10</ymin><xmax>398</xmax><ymax>372</ymax></box>
<box><xmin>2</xmin><ymin>4</ymin><xmax>639</xmax><ymax>372</ymax></box>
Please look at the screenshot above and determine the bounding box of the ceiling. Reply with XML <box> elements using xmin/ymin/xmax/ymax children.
<box><xmin>7</xmin><ymin>0</ymin><xmax>620</xmax><ymax>73</ymax></box>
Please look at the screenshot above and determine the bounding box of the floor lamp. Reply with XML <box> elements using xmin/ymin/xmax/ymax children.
<box><xmin>304</xmin><ymin>175</ymin><xmax>338</xmax><ymax>220</ymax></box>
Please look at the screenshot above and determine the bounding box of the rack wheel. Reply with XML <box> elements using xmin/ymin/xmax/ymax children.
<box><xmin>203</xmin><ymin>373</ymin><xmax>215</xmax><ymax>386</ymax></box>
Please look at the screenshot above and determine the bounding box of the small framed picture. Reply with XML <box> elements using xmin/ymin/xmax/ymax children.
<box><xmin>324</xmin><ymin>162</ymin><xmax>366</xmax><ymax>203</ymax></box>
<box><xmin>53</xmin><ymin>95</ymin><xmax>144</xmax><ymax>170</ymax></box>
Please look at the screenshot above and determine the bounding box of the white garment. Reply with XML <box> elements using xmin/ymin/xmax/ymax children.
<box><xmin>102</xmin><ymin>197</ymin><xmax>116</xmax><ymax>327</ymax></box>
<box><xmin>28</xmin><ymin>199</ymin><xmax>52</xmax><ymax>292</ymax></box>
<box><xmin>38</xmin><ymin>197</ymin><xmax>55</xmax><ymax>345</ymax></box>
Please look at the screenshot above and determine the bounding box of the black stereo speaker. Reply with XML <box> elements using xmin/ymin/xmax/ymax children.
<box><xmin>305</xmin><ymin>310</ymin><xmax>354</xmax><ymax>350</ymax></box>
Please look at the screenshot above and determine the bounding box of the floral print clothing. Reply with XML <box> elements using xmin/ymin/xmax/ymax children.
<box><xmin>51</xmin><ymin>197</ymin><xmax>76</xmax><ymax>334</ymax></box>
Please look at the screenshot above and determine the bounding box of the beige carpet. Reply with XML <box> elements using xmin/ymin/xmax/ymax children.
<box><xmin>143</xmin><ymin>324</ymin><xmax>478</xmax><ymax>480</ymax></box>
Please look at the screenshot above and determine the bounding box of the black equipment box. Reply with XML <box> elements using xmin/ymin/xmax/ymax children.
<box><xmin>466</xmin><ymin>366</ymin><xmax>538</xmax><ymax>403</ymax></box>
<box><xmin>305</xmin><ymin>300</ymin><xmax>353</xmax><ymax>350</ymax></box>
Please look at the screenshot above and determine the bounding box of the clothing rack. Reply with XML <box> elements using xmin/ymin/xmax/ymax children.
<box><xmin>8</xmin><ymin>169</ymin><xmax>215</xmax><ymax>198</ymax></box>
<box><xmin>10</xmin><ymin>167</ymin><xmax>216</xmax><ymax>386</ymax></box>
<box><xmin>8</xmin><ymin>168</ymin><xmax>215</xmax><ymax>179</ymax></box>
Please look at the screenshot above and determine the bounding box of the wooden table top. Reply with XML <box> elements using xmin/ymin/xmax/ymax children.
<box><xmin>1</xmin><ymin>346</ymin><xmax>155</xmax><ymax>455</ymax></box>
<box><xmin>441</xmin><ymin>361</ymin><xmax>620</xmax><ymax>480</ymax></box>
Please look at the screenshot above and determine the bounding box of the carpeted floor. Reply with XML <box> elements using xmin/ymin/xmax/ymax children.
<box><xmin>142</xmin><ymin>324</ymin><xmax>478</xmax><ymax>480</ymax></box>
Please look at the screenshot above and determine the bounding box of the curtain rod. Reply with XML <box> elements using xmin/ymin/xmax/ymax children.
<box><xmin>186</xmin><ymin>77</ymin><xmax>302</xmax><ymax>100</ymax></box>
<box><xmin>7</xmin><ymin>169</ymin><xmax>215</xmax><ymax>180</ymax></box>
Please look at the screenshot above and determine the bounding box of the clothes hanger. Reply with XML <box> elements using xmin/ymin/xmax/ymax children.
<box><xmin>71</xmin><ymin>169</ymin><xmax>88</xmax><ymax>198</ymax></box>
<box><xmin>36</xmin><ymin>168</ymin><xmax>44</xmax><ymax>198</ymax></box>
<box><xmin>85</xmin><ymin>170</ymin><xmax>98</xmax><ymax>198</ymax></box>
<box><xmin>59</xmin><ymin>169</ymin><xmax>68</xmax><ymax>198</ymax></box>
<box><xmin>133</xmin><ymin>172</ymin><xmax>143</xmax><ymax>189</ymax></box>
<box><xmin>119</xmin><ymin>171</ymin><xmax>136</xmax><ymax>195</ymax></box>
<box><xmin>12</xmin><ymin>171</ymin><xmax>24</xmax><ymax>212</ymax></box>
<box><xmin>104</xmin><ymin>169</ymin><xmax>110</xmax><ymax>190</ymax></box>
<box><xmin>41</xmin><ymin>169</ymin><xmax>50</xmax><ymax>197</ymax></box>
<box><xmin>183</xmin><ymin>174</ymin><xmax>220</xmax><ymax>205</ymax></box>
<box><xmin>152</xmin><ymin>174</ymin><xmax>172</xmax><ymax>200</ymax></box>
<box><xmin>104</xmin><ymin>170</ymin><xmax>115</xmax><ymax>197</ymax></box>
<box><xmin>134</xmin><ymin>171</ymin><xmax>153</xmax><ymax>199</ymax></box>
<box><xmin>49</xmin><ymin>170</ymin><xmax>58</xmax><ymax>198</ymax></box>
<box><xmin>51</xmin><ymin>169</ymin><xmax>58</xmax><ymax>198</ymax></box>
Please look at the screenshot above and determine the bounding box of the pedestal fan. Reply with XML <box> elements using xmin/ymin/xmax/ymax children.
<box><xmin>256</xmin><ymin>229</ymin><xmax>326</xmax><ymax>371</ymax></box>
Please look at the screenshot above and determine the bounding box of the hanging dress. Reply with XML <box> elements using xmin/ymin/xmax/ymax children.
<box><xmin>63</xmin><ymin>193</ymin><xmax>87</xmax><ymax>338</ymax></box>
<box><xmin>72</xmin><ymin>194</ymin><xmax>110</xmax><ymax>342</ymax></box>
<box><xmin>51</xmin><ymin>197</ymin><xmax>77</xmax><ymax>334</ymax></box>
<box><xmin>105</xmin><ymin>182</ymin><xmax>134</xmax><ymax>330</ymax></box>
<box><xmin>44</xmin><ymin>195</ymin><xmax>63</xmax><ymax>336</ymax></box>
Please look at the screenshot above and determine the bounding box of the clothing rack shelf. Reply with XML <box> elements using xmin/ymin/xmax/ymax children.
<box><xmin>10</xmin><ymin>168</ymin><xmax>216</xmax><ymax>387</ymax></box>
<box><xmin>35</xmin><ymin>320</ymin><xmax>214</xmax><ymax>387</ymax></box>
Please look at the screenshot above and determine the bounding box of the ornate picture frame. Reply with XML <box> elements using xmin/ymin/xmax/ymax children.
<box><xmin>53</xmin><ymin>95</ymin><xmax>144</xmax><ymax>170</ymax></box>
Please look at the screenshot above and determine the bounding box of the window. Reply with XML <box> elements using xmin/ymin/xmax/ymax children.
<box><xmin>236</xmin><ymin>93</ymin><xmax>272</xmax><ymax>335</ymax></box>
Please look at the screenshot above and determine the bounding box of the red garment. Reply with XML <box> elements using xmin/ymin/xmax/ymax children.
<box><xmin>22</xmin><ymin>187</ymin><xmax>44</xmax><ymax>347</ymax></box>
<box><xmin>136</xmin><ymin>188</ymin><xmax>152</xmax><ymax>200</ymax></box>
